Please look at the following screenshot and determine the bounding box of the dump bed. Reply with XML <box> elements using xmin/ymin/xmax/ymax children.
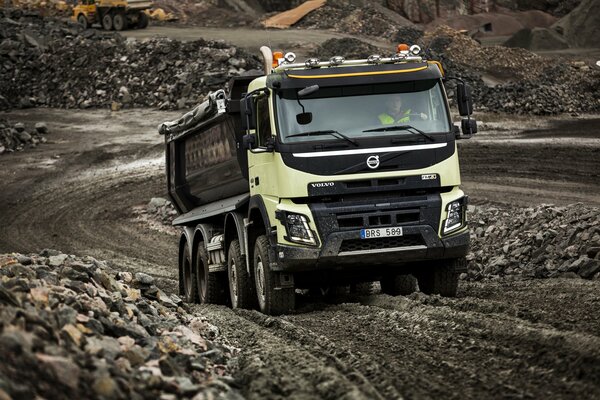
<box><xmin>161</xmin><ymin>75</ymin><xmax>260</xmax><ymax>216</ymax></box>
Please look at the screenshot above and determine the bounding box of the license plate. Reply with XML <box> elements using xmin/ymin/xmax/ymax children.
<box><xmin>360</xmin><ymin>227</ymin><xmax>403</xmax><ymax>239</ymax></box>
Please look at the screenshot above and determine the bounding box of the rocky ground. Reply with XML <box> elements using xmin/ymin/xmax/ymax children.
<box><xmin>0</xmin><ymin>251</ymin><xmax>241</xmax><ymax>399</ymax></box>
<box><xmin>1</xmin><ymin>3</ymin><xmax>600</xmax><ymax>397</ymax></box>
<box><xmin>0</xmin><ymin>108</ymin><xmax>598</xmax><ymax>398</ymax></box>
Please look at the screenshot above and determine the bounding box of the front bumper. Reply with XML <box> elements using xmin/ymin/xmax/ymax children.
<box><xmin>273</xmin><ymin>226</ymin><xmax>469</xmax><ymax>272</ymax></box>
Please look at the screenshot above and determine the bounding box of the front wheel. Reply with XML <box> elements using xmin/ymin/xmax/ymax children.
<box><xmin>381</xmin><ymin>274</ymin><xmax>418</xmax><ymax>296</ymax></box>
<box><xmin>228</xmin><ymin>239</ymin><xmax>256</xmax><ymax>309</ymax></box>
<box><xmin>77</xmin><ymin>14</ymin><xmax>89</xmax><ymax>29</ymax></box>
<box><xmin>254</xmin><ymin>235</ymin><xmax>295</xmax><ymax>315</ymax></box>
<box><xmin>195</xmin><ymin>241</ymin><xmax>228</xmax><ymax>304</ymax></box>
<box><xmin>417</xmin><ymin>258</ymin><xmax>464</xmax><ymax>297</ymax></box>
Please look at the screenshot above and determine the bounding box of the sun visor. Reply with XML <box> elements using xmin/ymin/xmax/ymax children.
<box><xmin>267</xmin><ymin>63</ymin><xmax>442</xmax><ymax>90</ymax></box>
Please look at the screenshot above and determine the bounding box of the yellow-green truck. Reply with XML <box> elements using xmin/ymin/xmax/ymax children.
<box><xmin>159</xmin><ymin>44</ymin><xmax>477</xmax><ymax>315</ymax></box>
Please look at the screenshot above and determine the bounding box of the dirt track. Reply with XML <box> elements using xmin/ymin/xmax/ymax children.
<box><xmin>1</xmin><ymin>108</ymin><xmax>599</xmax><ymax>398</ymax></box>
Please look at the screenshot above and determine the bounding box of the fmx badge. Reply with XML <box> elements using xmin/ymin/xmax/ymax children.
<box><xmin>421</xmin><ymin>174</ymin><xmax>437</xmax><ymax>180</ymax></box>
<box><xmin>366</xmin><ymin>155</ymin><xmax>380</xmax><ymax>169</ymax></box>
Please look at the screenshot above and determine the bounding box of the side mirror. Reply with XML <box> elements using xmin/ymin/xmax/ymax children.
<box><xmin>460</xmin><ymin>118</ymin><xmax>477</xmax><ymax>138</ymax></box>
<box><xmin>240</xmin><ymin>93</ymin><xmax>256</xmax><ymax>131</ymax></box>
<box><xmin>296</xmin><ymin>112</ymin><xmax>312</xmax><ymax>125</ymax></box>
<box><xmin>456</xmin><ymin>82</ymin><xmax>473</xmax><ymax>116</ymax></box>
<box><xmin>242</xmin><ymin>134</ymin><xmax>256</xmax><ymax>150</ymax></box>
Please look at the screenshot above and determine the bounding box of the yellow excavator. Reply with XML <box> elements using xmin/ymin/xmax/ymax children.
<box><xmin>72</xmin><ymin>0</ymin><xmax>152</xmax><ymax>30</ymax></box>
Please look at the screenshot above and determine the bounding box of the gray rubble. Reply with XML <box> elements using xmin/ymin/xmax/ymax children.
<box><xmin>0</xmin><ymin>250</ymin><xmax>243</xmax><ymax>399</ymax></box>
<box><xmin>466</xmin><ymin>203</ymin><xmax>600</xmax><ymax>281</ymax></box>
<box><xmin>0</xmin><ymin>118</ymin><xmax>49</xmax><ymax>154</ymax></box>
<box><xmin>0</xmin><ymin>10</ymin><xmax>261</xmax><ymax>111</ymax></box>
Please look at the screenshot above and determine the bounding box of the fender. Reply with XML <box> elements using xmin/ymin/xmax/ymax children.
<box><xmin>224</xmin><ymin>211</ymin><xmax>246</xmax><ymax>256</ymax></box>
<box><xmin>245</xmin><ymin>195</ymin><xmax>275</xmax><ymax>272</ymax></box>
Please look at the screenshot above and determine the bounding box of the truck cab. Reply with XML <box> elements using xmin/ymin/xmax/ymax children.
<box><xmin>161</xmin><ymin>44</ymin><xmax>476</xmax><ymax>315</ymax></box>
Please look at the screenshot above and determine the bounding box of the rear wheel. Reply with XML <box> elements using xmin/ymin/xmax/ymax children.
<box><xmin>137</xmin><ymin>12</ymin><xmax>149</xmax><ymax>29</ymax></box>
<box><xmin>101</xmin><ymin>13</ymin><xmax>113</xmax><ymax>30</ymax></box>
<box><xmin>77</xmin><ymin>14</ymin><xmax>89</xmax><ymax>29</ymax></box>
<box><xmin>228</xmin><ymin>239</ymin><xmax>256</xmax><ymax>309</ymax></box>
<box><xmin>195</xmin><ymin>241</ymin><xmax>228</xmax><ymax>304</ymax></box>
<box><xmin>113</xmin><ymin>13</ymin><xmax>126</xmax><ymax>31</ymax></box>
<box><xmin>417</xmin><ymin>258</ymin><xmax>464</xmax><ymax>297</ymax></box>
<box><xmin>181</xmin><ymin>242</ymin><xmax>198</xmax><ymax>303</ymax></box>
<box><xmin>254</xmin><ymin>235</ymin><xmax>295</xmax><ymax>315</ymax></box>
<box><xmin>381</xmin><ymin>274</ymin><xmax>418</xmax><ymax>296</ymax></box>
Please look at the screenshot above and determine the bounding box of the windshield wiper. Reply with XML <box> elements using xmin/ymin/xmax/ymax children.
<box><xmin>286</xmin><ymin>130</ymin><xmax>358</xmax><ymax>147</ymax></box>
<box><xmin>363</xmin><ymin>125</ymin><xmax>434</xmax><ymax>141</ymax></box>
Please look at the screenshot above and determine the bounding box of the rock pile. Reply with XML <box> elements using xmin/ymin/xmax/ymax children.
<box><xmin>295</xmin><ymin>0</ymin><xmax>412</xmax><ymax>38</ymax></box>
<box><xmin>466</xmin><ymin>203</ymin><xmax>600</xmax><ymax>281</ymax></box>
<box><xmin>0</xmin><ymin>250</ymin><xmax>242</xmax><ymax>399</ymax></box>
<box><xmin>146</xmin><ymin>197</ymin><xmax>178</xmax><ymax>225</ymax></box>
<box><xmin>0</xmin><ymin>11</ymin><xmax>260</xmax><ymax>111</ymax></box>
<box><xmin>308</xmin><ymin>38</ymin><xmax>382</xmax><ymax>60</ymax></box>
<box><xmin>0</xmin><ymin>119</ymin><xmax>49</xmax><ymax>154</ymax></box>
<box><xmin>424</xmin><ymin>25</ymin><xmax>600</xmax><ymax>115</ymax></box>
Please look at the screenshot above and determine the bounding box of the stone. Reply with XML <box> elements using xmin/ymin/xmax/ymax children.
<box><xmin>48</xmin><ymin>254</ymin><xmax>68</xmax><ymax>267</ymax></box>
<box><xmin>35</xmin><ymin>354</ymin><xmax>80</xmax><ymax>389</ymax></box>
<box><xmin>34</xmin><ymin>122</ymin><xmax>48</xmax><ymax>134</ymax></box>
<box><xmin>134</xmin><ymin>272</ymin><xmax>155</xmax><ymax>286</ymax></box>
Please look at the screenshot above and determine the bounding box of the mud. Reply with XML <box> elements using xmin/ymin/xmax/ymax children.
<box><xmin>1</xmin><ymin>108</ymin><xmax>599</xmax><ymax>398</ymax></box>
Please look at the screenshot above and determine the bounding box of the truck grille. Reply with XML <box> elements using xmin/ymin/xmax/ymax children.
<box><xmin>336</xmin><ymin>210</ymin><xmax>420</xmax><ymax>230</ymax></box>
<box><xmin>339</xmin><ymin>235</ymin><xmax>425</xmax><ymax>253</ymax></box>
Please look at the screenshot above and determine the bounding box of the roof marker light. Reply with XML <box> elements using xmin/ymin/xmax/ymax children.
<box><xmin>272</xmin><ymin>51</ymin><xmax>284</xmax><ymax>67</ymax></box>
<box><xmin>329</xmin><ymin>56</ymin><xmax>345</xmax><ymax>65</ymax></box>
<box><xmin>397</xmin><ymin>43</ymin><xmax>410</xmax><ymax>53</ymax></box>
<box><xmin>305</xmin><ymin>58</ymin><xmax>320</xmax><ymax>68</ymax></box>
<box><xmin>367</xmin><ymin>54</ymin><xmax>382</xmax><ymax>64</ymax></box>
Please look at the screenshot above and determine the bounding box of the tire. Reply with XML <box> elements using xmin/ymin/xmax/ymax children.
<box><xmin>113</xmin><ymin>13</ymin><xmax>126</xmax><ymax>31</ymax></box>
<box><xmin>137</xmin><ymin>12</ymin><xmax>149</xmax><ymax>29</ymax></box>
<box><xmin>102</xmin><ymin>13</ymin><xmax>113</xmax><ymax>30</ymax></box>
<box><xmin>195</xmin><ymin>241</ymin><xmax>228</xmax><ymax>304</ymax></box>
<box><xmin>254</xmin><ymin>235</ymin><xmax>295</xmax><ymax>315</ymax></box>
<box><xmin>77</xmin><ymin>14</ymin><xmax>89</xmax><ymax>29</ymax></box>
<box><xmin>228</xmin><ymin>239</ymin><xmax>256</xmax><ymax>309</ymax></box>
<box><xmin>381</xmin><ymin>274</ymin><xmax>418</xmax><ymax>296</ymax></box>
<box><xmin>417</xmin><ymin>258</ymin><xmax>464</xmax><ymax>297</ymax></box>
<box><xmin>181</xmin><ymin>241</ymin><xmax>198</xmax><ymax>303</ymax></box>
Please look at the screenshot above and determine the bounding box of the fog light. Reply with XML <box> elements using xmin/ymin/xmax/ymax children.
<box><xmin>443</xmin><ymin>198</ymin><xmax>466</xmax><ymax>234</ymax></box>
<box><xmin>285</xmin><ymin>213</ymin><xmax>316</xmax><ymax>245</ymax></box>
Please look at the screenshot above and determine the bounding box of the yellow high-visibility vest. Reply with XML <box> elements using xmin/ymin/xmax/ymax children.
<box><xmin>378</xmin><ymin>109</ymin><xmax>411</xmax><ymax>125</ymax></box>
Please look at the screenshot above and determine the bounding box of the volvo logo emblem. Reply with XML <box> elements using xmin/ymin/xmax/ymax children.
<box><xmin>366</xmin><ymin>155</ymin><xmax>380</xmax><ymax>169</ymax></box>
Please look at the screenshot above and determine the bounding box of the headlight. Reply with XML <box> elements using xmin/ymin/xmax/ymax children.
<box><xmin>283</xmin><ymin>212</ymin><xmax>316</xmax><ymax>245</ymax></box>
<box><xmin>443</xmin><ymin>197</ymin><xmax>467</xmax><ymax>235</ymax></box>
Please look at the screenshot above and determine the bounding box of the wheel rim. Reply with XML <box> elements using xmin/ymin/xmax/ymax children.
<box><xmin>229</xmin><ymin>258</ymin><xmax>238</xmax><ymax>303</ymax></box>
<box><xmin>256</xmin><ymin>255</ymin><xmax>266</xmax><ymax>305</ymax></box>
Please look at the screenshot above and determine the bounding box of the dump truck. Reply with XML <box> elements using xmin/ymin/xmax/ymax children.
<box><xmin>72</xmin><ymin>0</ymin><xmax>151</xmax><ymax>31</ymax></box>
<box><xmin>159</xmin><ymin>44</ymin><xmax>477</xmax><ymax>315</ymax></box>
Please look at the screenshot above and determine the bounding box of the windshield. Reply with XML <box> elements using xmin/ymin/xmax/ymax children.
<box><xmin>277</xmin><ymin>80</ymin><xmax>450</xmax><ymax>144</ymax></box>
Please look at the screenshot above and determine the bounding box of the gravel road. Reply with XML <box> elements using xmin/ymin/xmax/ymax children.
<box><xmin>0</xmin><ymin>108</ymin><xmax>599</xmax><ymax>398</ymax></box>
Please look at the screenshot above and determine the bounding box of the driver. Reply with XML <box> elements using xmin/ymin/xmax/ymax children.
<box><xmin>378</xmin><ymin>96</ymin><xmax>427</xmax><ymax>125</ymax></box>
